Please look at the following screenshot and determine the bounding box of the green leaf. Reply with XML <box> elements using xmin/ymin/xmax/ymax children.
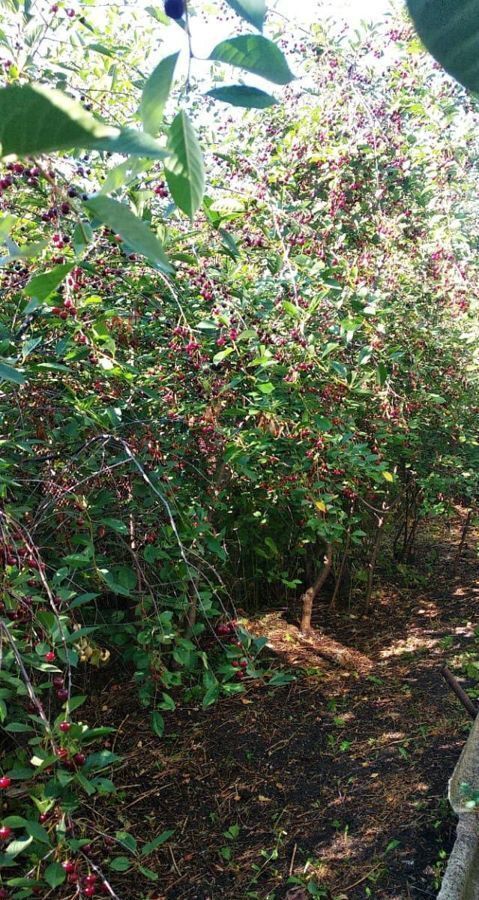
<box><xmin>207</xmin><ymin>84</ymin><xmax>277</xmax><ymax>108</ymax></box>
<box><xmin>66</xmin><ymin>695</ymin><xmax>87</xmax><ymax>712</ymax></box>
<box><xmin>3</xmin><ymin>722</ymin><xmax>33</xmax><ymax>733</ymax></box>
<box><xmin>165</xmin><ymin>111</ymin><xmax>205</xmax><ymax>220</ymax></box>
<box><xmin>24</xmin><ymin>263</ymin><xmax>73</xmax><ymax>302</ymax></box>
<box><xmin>109</xmin><ymin>856</ymin><xmax>132</xmax><ymax>872</ymax></box>
<box><xmin>0</xmin><ymin>214</ymin><xmax>17</xmax><ymax>242</ymax></box>
<box><xmin>151</xmin><ymin>710</ymin><xmax>164</xmax><ymax>737</ymax></box>
<box><xmin>100</xmin><ymin>158</ymin><xmax>152</xmax><ymax>196</ymax></box>
<box><xmin>85</xmin><ymin>196</ymin><xmax>173</xmax><ymax>273</ymax></box>
<box><xmin>0</xmin><ymin>241</ymin><xmax>47</xmax><ymax>265</ymax></box>
<box><xmin>269</xmin><ymin>672</ymin><xmax>296</xmax><ymax>686</ymax></box>
<box><xmin>376</xmin><ymin>362</ymin><xmax>388</xmax><ymax>386</ymax></box>
<box><xmin>99</xmin><ymin>564</ymin><xmax>137</xmax><ymax>597</ymax></box>
<box><xmin>0</xmin><ymin>362</ymin><xmax>25</xmax><ymax>385</ymax></box>
<box><xmin>225</xmin><ymin>0</ymin><xmax>266</xmax><ymax>30</ymax></box>
<box><xmin>4</xmin><ymin>836</ymin><xmax>33</xmax><ymax>859</ymax></box>
<box><xmin>407</xmin><ymin>0</ymin><xmax>479</xmax><ymax>92</ymax></box>
<box><xmin>213</xmin><ymin>348</ymin><xmax>234</xmax><ymax>364</ymax></box>
<box><xmin>140</xmin><ymin>52</ymin><xmax>179</xmax><ymax>135</ymax></box>
<box><xmin>0</xmin><ymin>84</ymin><xmax>167</xmax><ymax>159</ymax></box>
<box><xmin>115</xmin><ymin>831</ymin><xmax>137</xmax><ymax>853</ymax></box>
<box><xmin>209</xmin><ymin>35</ymin><xmax>295</xmax><ymax>85</ymax></box>
<box><xmin>202</xmin><ymin>684</ymin><xmax>220</xmax><ymax>708</ymax></box>
<box><xmin>159</xmin><ymin>692</ymin><xmax>176</xmax><ymax>711</ymax></box>
<box><xmin>75</xmin><ymin>772</ymin><xmax>96</xmax><ymax>796</ymax></box>
<box><xmin>139</xmin><ymin>865</ymin><xmax>159</xmax><ymax>880</ymax></box>
<box><xmin>83</xmin><ymin>750</ymin><xmax>121</xmax><ymax>771</ymax></box>
<box><xmin>45</xmin><ymin>863</ymin><xmax>66</xmax><ymax>888</ymax></box>
<box><xmin>141</xmin><ymin>830</ymin><xmax>174</xmax><ymax>857</ymax></box>
<box><xmin>24</xmin><ymin>820</ymin><xmax>50</xmax><ymax>844</ymax></box>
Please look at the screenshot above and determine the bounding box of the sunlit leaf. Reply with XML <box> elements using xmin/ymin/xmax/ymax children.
<box><xmin>225</xmin><ymin>0</ymin><xmax>266</xmax><ymax>31</ymax></box>
<box><xmin>140</xmin><ymin>52</ymin><xmax>179</xmax><ymax>135</ymax></box>
<box><xmin>0</xmin><ymin>84</ymin><xmax>166</xmax><ymax>159</ymax></box>
<box><xmin>209</xmin><ymin>35</ymin><xmax>295</xmax><ymax>85</ymax></box>
<box><xmin>85</xmin><ymin>196</ymin><xmax>173</xmax><ymax>272</ymax></box>
<box><xmin>207</xmin><ymin>85</ymin><xmax>277</xmax><ymax>108</ymax></box>
<box><xmin>165</xmin><ymin>111</ymin><xmax>205</xmax><ymax>219</ymax></box>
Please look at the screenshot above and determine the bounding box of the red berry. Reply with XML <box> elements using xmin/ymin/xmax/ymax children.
<box><xmin>39</xmin><ymin>812</ymin><xmax>50</xmax><ymax>824</ymax></box>
<box><xmin>84</xmin><ymin>888</ymin><xmax>95</xmax><ymax>897</ymax></box>
<box><xmin>62</xmin><ymin>860</ymin><xmax>76</xmax><ymax>874</ymax></box>
<box><xmin>84</xmin><ymin>874</ymin><xmax>97</xmax><ymax>885</ymax></box>
<box><xmin>44</xmin><ymin>651</ymin><xmax>55</xmax><ymax>662</ymax></box>
<box><xmin>56</xmin><ymin>748</ymin><xmax>69</xmax><ymax>760</ymax></box>
<box><xmin>56</xmin><ymin>688</ymin><xmax>69</xmax><ymax>701</ymax></box>
<box><xmin>0</xmin><ymin>826</ymin><xmax>12</xmax><ymax>841</ymax></box>
<box><xmin>53</xmin><ymin>675</ymin><xmax>64</xmax><ymax>688</ymax></box>
<box><xmin>0</xmin><ymin>777</ymin><xmax>11</xmax><ymax>790</ymax></box>
<box><xmin>59</xmin><ymin>721</ymin><xmax>71</xmax><ymax>733</ymax></box>
<box><xmin>74</xmin><ymin>752</ymin><xmax>86</xmax><ymax>766</ymax></box>
<box><xmin>240</xmin><ymin>659</ymin><xmax>248</xmax><ymax>669</ymax></box>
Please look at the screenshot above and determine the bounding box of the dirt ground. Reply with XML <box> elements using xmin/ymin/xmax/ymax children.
<box><xmin>75</xmin><ymin>518</ymin><xmax>479</xmax><ymax>899</ymax></box>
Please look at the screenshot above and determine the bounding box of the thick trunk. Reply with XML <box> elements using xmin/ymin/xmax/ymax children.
<box><xmin>300</xmin><ymin>543</ymin><xmax>333</xmax><ymax>634</ymax></box>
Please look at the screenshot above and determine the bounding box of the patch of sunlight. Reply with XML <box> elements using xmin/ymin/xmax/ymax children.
<box><xmin>378</xmin><ymin>730</ymin><xmax>406</xmax><ymax>742</ymax></box>
<box><xmin>380</xmin><ymin>634</ymin><xmax>440</xmax><ymax>658</ymax></box>
<box><xmin>415</xmin><ymin>782</ymin><xmax>430</xmax><ymax>792</ymax></box>
<box><xmin>453</xmin><ymin>623</ymin><xmax>475</xmax><ymax>636</ymax></box>
<box><xmin>319</xmin><ymin>830</ymin><xmax>376</xmax><ymax>862</ymax></box>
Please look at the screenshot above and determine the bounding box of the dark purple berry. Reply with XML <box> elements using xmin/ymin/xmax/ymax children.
<box><xmin>164</xmin><ymin>0</ymin><xmax>184</xmax><ymax>19</ymax></box>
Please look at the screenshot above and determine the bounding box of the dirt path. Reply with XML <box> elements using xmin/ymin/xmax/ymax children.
<box><xmin>83</xmin><ymin>520</ymin><xmax>479</xmax><ymax>899</ymax></box>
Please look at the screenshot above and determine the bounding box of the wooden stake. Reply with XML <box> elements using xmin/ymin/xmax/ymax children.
<box><xmin>441</xmin><ymin>666</ymin><xmax>478</xmax><ymax>719</ymax></box>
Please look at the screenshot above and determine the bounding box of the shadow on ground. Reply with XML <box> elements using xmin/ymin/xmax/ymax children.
<box><xmin>78</xmin><ymin>519</ymin><xmax>479</xmax><ymax>899</ymax></box>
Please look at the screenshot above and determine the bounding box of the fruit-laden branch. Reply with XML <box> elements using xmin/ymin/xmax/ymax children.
<box><xmin>300</xmin><ymin>542</ymin><xmax>333</xmax><ymax>634</ymax></box>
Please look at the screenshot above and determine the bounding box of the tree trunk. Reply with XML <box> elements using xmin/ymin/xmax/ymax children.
<box><xmin>300</xmin><ymin>543</ymin><xmax>333</xmax><ymax>634</ymax></box>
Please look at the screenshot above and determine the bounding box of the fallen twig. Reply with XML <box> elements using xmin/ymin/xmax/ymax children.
<box><xmin>441</xmin><ymin>666</ymin><xmax>478</xmax><ymax>719</ymax></box>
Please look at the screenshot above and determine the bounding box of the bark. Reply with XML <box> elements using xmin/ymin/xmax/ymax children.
<box><xmin>441</xmin><ymin>666</ymin><xmax>477</xmax><ymax>719</ymax></box>
<box><xmin>300</xmin><ymin>543</ymin><xmax>333</xmax><ymax>634</ymax></box>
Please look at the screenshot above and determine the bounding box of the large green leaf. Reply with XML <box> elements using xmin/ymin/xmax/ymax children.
<box><xmin>85</xmin><ymin>196</ymin><xmax>173</xmax><ymax>272</ymax></box>
<box><xmin>165</xmin><ymin>111</ymin><xmax>205</xmax><ymax>220</ymax></box>
<box><xmin>0</xmin><ymin>84</ymin><xmax>166</xmax><ymax>159</ymax></box>
<box><xmin>207</xmin><ymin>84</ymin><xmax>277</xmax><ymax>108</ymax></box>
<box><xmin>0</xmin><ymin>362</ymin><xmax>26</xmax><ymax>385</ymax></box>
<box><xmin>23</xmin><ymin>263</ymin><xmax>74</xmax><ymax>302</ymax></box>
<box><xmin>45</xmin><ymin>863</ymin><xmax>66</xmax><ymax>889</ymax></box>
<box><xmin>407</xmin><ymin>0</ymin><xmax>479</xmax><ymax>92</ymax></box>
<box><xmin>140</xmin><ymin>52</ymin><xmax>179</xmax><ymax>135</ymax></box>
<box><xmin>209</xmin><ymin>35</ymin><xmax>295</xmax><ymax>85</ymax></box>
<box><xmin>225</xmin><ymin>0</ymin><xmax>266</xmax><ymax>31</ymax></box>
